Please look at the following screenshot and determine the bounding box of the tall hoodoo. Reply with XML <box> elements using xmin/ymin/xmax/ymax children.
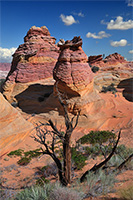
<box><xmin>53</xmin><ymin>36</ymin><xmax>93</xmax><ymax>96</ymax></box>
<box><xmin>2</xmin><ymin>26</ymin><xmax>59</xmax><ymax>102</ymax></box>
<box><xmin>53</xmin><ymin>36</ymin><xmax>103</xmax><ymax>114</ymax></box>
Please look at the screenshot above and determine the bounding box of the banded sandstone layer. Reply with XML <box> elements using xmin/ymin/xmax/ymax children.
<box><xmin>2</xmin><ymin>26</ymin><xmax>59</xmax><ymax>103</ymax></box>
<box><xmin>0</xmin><ymin>93</ymin><xmax>34</xmax><ymax>155</ymax></box>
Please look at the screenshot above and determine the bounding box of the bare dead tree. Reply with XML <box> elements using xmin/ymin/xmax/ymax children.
<box><xmin>32</xmin><ymin>81</ymin><xmax>80</xmax><ymax>186</ymax></box>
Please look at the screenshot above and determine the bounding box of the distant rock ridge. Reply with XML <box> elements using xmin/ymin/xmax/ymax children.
<box><xmin>88</xmin><ymin>53</ymin><xmax>133</xmax><ymax>92</ymax></box>
<box><xmin>0</xmin><ymin>63</ymin><xmax>11</xmax><ymax>79</ymax></box>
<box><xmin>88</xmin><ymin>52</ymin><xmax>127</xmax><ymax>66</ymax></box>
<box><xmin>53</xmin><ymin>36</ymin><xmax>104</xmax><ymax>114</ymax></box>
<box><xmin>2</xmin><ymin>26</ymin><xmax>59</xmax><ymax>102</ymax></box>
<box><xmin>0</xmin><ymin>63</ymin><xmax>11</xmax><ymax>71</ymax></box>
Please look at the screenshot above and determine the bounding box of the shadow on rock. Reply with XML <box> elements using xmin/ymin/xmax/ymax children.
<box><xmin>117</xmin><ymin>78</ymin><xmax>133</xmax><ymax>102</ymax></box>
<box><xmin>15</xmin><ymin>84</ymin><xmax>54</xmax><ymax>114</ymax></box>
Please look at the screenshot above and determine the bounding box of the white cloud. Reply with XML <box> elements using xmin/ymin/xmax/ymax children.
<box><xmin>0</xmin><ymin>47</ymin><xmax>17</xmax><ymax>63</ymax></box>
<box><xmin>101</xmin><ymin>19</ymin><xmax>107</xmax><ymax>25</ymax></box>
<box><xmin>72</xmin><ymin>11</ymin><xmax>84</xmax><ymax>17</ymax></box>
<box><xmin>129</xmin><ymin>50</ymin><xmax>133</xmax><ymax>54</ymax></box>
<box><xmin>77</xmin><ymin>12</ymin><xmax>84</xmax><ymax>17</ymax></box>
<box><xmin>107</xmin><ymin>16</ymin><xmax>133</xmax><ymax>30</ymax></box>
<box><xmin>110</xmin><ymin>39</ymin><xmax>127</xmax><ymax>47</ymax></box>
<box><xmin>60</xmin><ymin>14</ymin><xmax>78</xmax><ymax>26</ymax></box>
<box><xmin>127</xmin><ymin>0</ymin><xmax>133</xmax><ymax>7</ymax></box>
<box><xmin>86</xmin><ymin>31</ymin><xmax>111</xmax><ymax>39</ymax></box>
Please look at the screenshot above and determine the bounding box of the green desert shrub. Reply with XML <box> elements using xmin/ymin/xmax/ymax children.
<box><xmin>117</xmin><ymin>185</ymin><xmax>133</xmax><ymax>200</ymax></box>
<box><xmin>7</xmin><ymin>149</ymin><xmax>24</xmax><ymax>157</ymax></box>
<box><xmin>24</xmin><ymin>149</ymin><xmax>42</xmax><ymax>158</ymax></box>
<box><xmin>91</xmin><ymin>66</ymin><xmax>99</xmax><ymax>73</ymax></box>
<box><xmin>84</xmin><ymin>144</ymin><xmax>101</xmax><ymax>157</ymax></box>
<box><xmin>71</xmin><ymin>147</ymin><xmax>87</xmax><ymax>170</ymax></box>
<box><xmin>7</xmin><ymin>148</ymin><xmax>42</xmax><ymax>166</ymax></box>
<box><xmin>101</xmin><ymin>83</ymin><xmax>117</xmax><ymax>93</ymax></box>
<box><xmin>78</xmin><ymin>130</ymin><xmax>116</xmax><ymax>145</ymax></box>
<box><xmin>17</xmin><ymin>156</ymin><xmax>31</xmax><ymax>166</ymax></box>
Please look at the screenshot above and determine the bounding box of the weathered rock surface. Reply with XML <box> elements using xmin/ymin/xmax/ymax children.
<box><xmin>88</xmin><ymin>55</ymin><xmax>103</xmax><ymax>64</ymax></box>
<box><xmin>0</xmin><ymin>93</ymin><xmax>34</xmax><ymax>155</ymax></box>
<box><xmin>2</xmin><ymin>26</ymin><xmax>59</xmax><ymax>102</ymax></box>
<box><xmin>53</xmin><ymin>36</ymin><xmax>104</xmax><ymax>114</ymax></box>
<box><xmin>88</xmin><ymin>53</ymin><xmax>133</xmax><ymax>94</ymax></box>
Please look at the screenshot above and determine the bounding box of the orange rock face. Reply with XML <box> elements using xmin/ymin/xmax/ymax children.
<box><xmin>2</xmin><ymin>26</ymin><xmax>59</xmax><ymax>102</ymax></box>
<box><xmin>0</xmin><ymin>93</ymin><xmax>34</xmax><ymax>155</ymax></box>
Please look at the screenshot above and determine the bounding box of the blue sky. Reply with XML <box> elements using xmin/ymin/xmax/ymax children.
<box><xmin>0</xmin><ymin>0</ymin><xmax>133</xmax><ymax>62</ymax></box>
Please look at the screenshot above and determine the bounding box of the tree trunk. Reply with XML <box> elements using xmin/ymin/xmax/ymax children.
<box><xmin>63</xmin><ymin>132</ymin><xmax>71</xmax><ymax>184</ymax></box>
<box><xmin>52</xmin><ymin>154</ymin><xmax>67</xmax><ymax>186</ymax></box>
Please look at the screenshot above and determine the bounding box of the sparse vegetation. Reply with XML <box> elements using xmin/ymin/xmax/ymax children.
<box><xmin>36</xmin><ymin>177</ymin><xmax>50</xmax><ymax>186</ymax></box>
<box><xmin>15</xmin><ymin>185</ymin><xmax>50</xmax><ymax>200</ymax></box>
<box><xmin>85</xmin><ymin>169</ymin><xmax>117</xmax><ymax>197</ymax></box>
<box><xmin>40</xmin><ymin>163</ymin><xmax>58</xmax><ymax>178</ymax></box>
<box><xmin>91</xmin><ymin>66</ymin><xmax>99</xmax><ymax>73</ymax></box>
<box><xmin>101</xmin><ymin>83</ymin><xmax>117</xmax><ymax>93</ymax></box>
<box><xmin>14</xmin><ymin>183</ymin><xmax>84</xmax><ymax>200</ymax></box>
<box><xmin>24</xmin><ymin>149</ymin><xmax>42</xmax><ymax>158</ymax></box>
<box><xmin>78</xmin><ymin>130</ymin><xmax>116</xmax><ymax>145</ymax></box>
<box><xmin>117</xmin><ymin>185</ymin><xmax>133</xmax><ymax>200</ymax></box>
<box><xmin>71</xmin><ymin>147</ymin><xmax>87</xmax><ymax>170</ymax></box>
<box><xmin>7</xmin><ymin>149</ymin><xmax>42</xmax><ymax>166</ymax></box>
<box><xmin>7</xmin><ymin>149</ymin><xmax>24</xmax><ymax>157</ymax></box>
<box><xmin>17</xmin><ymin>156</ymin><xmax>31</xmax><ymax>166</ymax></box>
<box><xmin>49</xmin><ymin>184</ymin><xmax>84</xmax><ymax>200</ymax></box>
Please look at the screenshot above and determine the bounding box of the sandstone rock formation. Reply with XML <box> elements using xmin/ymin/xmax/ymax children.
<box><xmin>0</xmin><ymin>93</ymin><xmax>34</xmax><ymax>155</ymax></box>
<box><xmin>53</xmin><ymin>36</ymin><xmax>104</xmax><ymax>114</ymax></box>
<box><xmin>2</xmin><ymin>26</ymin><xmax>59</xmax><ymax>103</ymax></box>
<box><xmin>88</xmin><ymin>53</ymin><xmax>133</xmax><ymax>93</ymax></box>
<box><xmin>88</xmin><ymin>54</ymin><xmax>103</xmax><ymax>65</ymax></box>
